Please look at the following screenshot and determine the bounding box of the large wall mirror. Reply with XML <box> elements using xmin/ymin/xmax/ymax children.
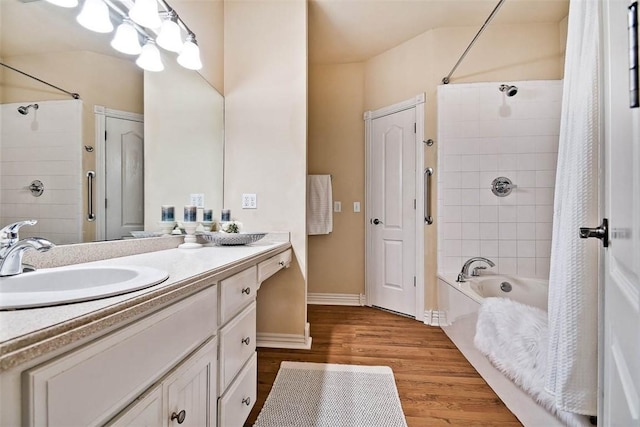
<box><xmin>0</xmin><ymin>0</ymin><xmax>224</xmax><ymax>245</ymax></box>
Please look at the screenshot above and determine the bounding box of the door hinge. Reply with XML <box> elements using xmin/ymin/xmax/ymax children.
<box><xmin>413</xmin><ymin>199</ymin><xmax>416</xmax><ymax>209</ymax></box>
<box><xmin>105</xmin><ymin>198</ymin><xmax>107</xmax><ymax>209</ymax></box>
<box><xmin>413</xmin><ymin>276</ymin><xmax>416</xmax><ymax>287</ymax></box>
<box><xmin>104</xmin><ymin>130</ymin><xmax>107</xmax><ymax>140</ymax></box>
<box><xmin>414</xmin><ymin>123</ymin><xmax>416</xmax><ymax>133</ymax></box>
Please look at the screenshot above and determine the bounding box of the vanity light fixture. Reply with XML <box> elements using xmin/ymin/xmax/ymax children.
<box><xmin>129</xmin><ymin>0</ymin><xmax>162</xmax><ymax>29</ymax></box>
<box><xmin>111</xmin><ymin>19</ymin><xmax>142</xmax><ymax>55</ymax></box>
<box><xmin>76</xmin><ymin>0</ymin><xmax>113</xmax><ymax>33</ymax></box>
<box><xmin>44</xmin><ymin>0</ymin><xmax>79</xmax><ymax>8</ymax></box>
<box><xmin>177</xmin><ymin>34</ymin><xmax>202</xmax><ymax>70</ymax></box>
<box><xmin>46</xmin><ymin>0</ymin><xmax>201</xmax><ymax>73</ymax></box>
<box><xmin>136</xmin><ymin>39</ymin><xmax>164</xmax><ymax>72</ymax></box>
<box><xmin>156</xmin><ymin>10</ymin><xmax>183</xmax><ymax>53</ymax></box>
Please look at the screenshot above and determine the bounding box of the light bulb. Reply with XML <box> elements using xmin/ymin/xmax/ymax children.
<box><xmin>156</xmin><ymin>16</ymin><xmax>183</xmax><ymax>53</ymax></box>
<box><xmin>44</xmin><ymin>0</ymin><xmax>78</xmax><ymax>7</ymax></box>
<box><xmin>76</xmin><ymin>0</ymin><xmax>113</xmax><ymax>33</ymax></box>
<box><xmin>177</xmin><ymin>35</ymin><xmax>202</xmax><ymax>70</ymax></box>
<box><xmin>129</xmin><ymin>0</ymin><xmax>162</xmax><ymax>29</ymax></box>
<box><xmin>111</xmin><ymin>20</ymin><xmax>142</xmax><ymax>55</ymax></box>
<box><xmin>136</xmin><ymin>40</ymin><xmax>164</xmax><ymax>72</ymax></box>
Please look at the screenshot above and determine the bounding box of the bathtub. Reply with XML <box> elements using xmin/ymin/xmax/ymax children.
<box><xmin>437</xmin><ymin>273</ymin><xmax>563</xmax><ymax>427</ymax></box>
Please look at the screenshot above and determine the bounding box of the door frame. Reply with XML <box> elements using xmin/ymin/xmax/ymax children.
<box><xmin>94</xmin><ymin>106</ymin><xmax>144</xmax><ymax>241</ymax></box>
<box><xmin>364</xmin><ymin>93</ymin><xmax>425</xmax><ymax>321</ymax></box>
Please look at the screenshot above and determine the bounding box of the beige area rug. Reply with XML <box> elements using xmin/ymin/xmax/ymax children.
<box><xmin>253</xmin><ymin>362</ymin><xmax>408</xmax><ymax>427</ymax></box>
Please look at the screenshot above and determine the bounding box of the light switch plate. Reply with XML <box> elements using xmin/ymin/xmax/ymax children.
<box><xmin>334</xmin><ymin>201</ymin><xmax>342</xmax><ymax>212</ymax></box>
<box><xmin>190</xmin><ymin>193</ymin><xmax>204</xmax><ymax>208</ymax></box>
<box><xmin>242</xmin><ymin>193</ymin><xmax>257</xmax><ymax>209</ymax></box>
<box><xmin>353</xmin><ymin>202</ymin><xmax>361</xmax><ymax>213</ymax></box>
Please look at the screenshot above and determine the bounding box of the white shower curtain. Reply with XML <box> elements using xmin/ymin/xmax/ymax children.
<box><xmin>545</xmin><ymin>0</ymin><xmax>600</xmax><ymax>416</ymax></box>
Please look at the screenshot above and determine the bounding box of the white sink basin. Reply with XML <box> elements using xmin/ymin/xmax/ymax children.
<box><xmin>0</xmin><ymin>265</ymin><xmax>169</xmax><ymax>310</ymax></box>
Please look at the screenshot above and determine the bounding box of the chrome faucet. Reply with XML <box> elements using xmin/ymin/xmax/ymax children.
<box><xmin>0</xmin><ymin>220</ymin><xmax>54</xmax><ymax>277</ymax></box>
<box><xmin>456</xmin><ymin>257</ymin><xmax>495</xmax><ymax>283</ymax></box>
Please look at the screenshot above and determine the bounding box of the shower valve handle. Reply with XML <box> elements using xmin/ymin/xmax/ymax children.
<box><xmin>579</xmin><ymin>218</ymin><xmax>609</xmax><ymax>248</ymax></box>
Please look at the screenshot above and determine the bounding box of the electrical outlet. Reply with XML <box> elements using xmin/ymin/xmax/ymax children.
<box><xmin>334</xmin><ymin>201</ymin><xmax>342</xmax><ymax>212</ymax></box>
<box><xmin>353</xmin><ymin>202</ymin><xmax>361</xmax><ymax>213</ymax></box>
<box><xmin>190</xmin><ymin>193</ymin><xmax>204</xmax><ymax>208</ymax></box>
<box><xmin>242</xmin><ymin>193</ymin><xmax>257</xmax><ymax>209</ymax></box>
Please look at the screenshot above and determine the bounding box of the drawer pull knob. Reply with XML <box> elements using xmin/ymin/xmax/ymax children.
<box><xmin>171</xmin><ymin>410</ymin><xmax>186</xmax><ymax>424</ymax></box>
<box><xmin>278</xmin><ymin>261</ymin><xmax>285</xmax><ymax>267</ymax></box>
<box><xmin>242</xmin><ymin>336</ymin><xmax>251</xmax><ymax>345</ymax></box>
<box><xmin>242</xmin><ymin>396</ymin><xmax>251</xmax><ymax>406</ymax></box>
<box><xmin>242</xmin><ymin>287</ymin><xmax>251</xmax><ymax>295</ymax></box>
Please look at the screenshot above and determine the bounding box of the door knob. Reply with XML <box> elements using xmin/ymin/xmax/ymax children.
<box><xmin>372</xmin><ymin>218</ymin><xmax>383</xmax><ymax>225</ymax></box>
<box><xmin>171</xmin><ymin>410</ymin><xmax>186</xmax><ymax>424</ymax></box>
<box><xmin>579</xmin><ymin>218</ymin><xmax>609</xmax><ymax>248</ymax></box>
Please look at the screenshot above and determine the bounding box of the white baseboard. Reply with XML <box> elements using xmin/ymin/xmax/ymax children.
<box><xmin>257</xmin><ymin>322</ymin><xmax>312</xmax><ymax>350</ymax></box>
<box><xmin>423</xmin><ymin>310</ymin><xmax>445</xmax><ymax>326</ymax></box>
<box><xmin>307</xmin><ymin>293</ymin><xmax>366</xmax><ymax>306</ymax></box>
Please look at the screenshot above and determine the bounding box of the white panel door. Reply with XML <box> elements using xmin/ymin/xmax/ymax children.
<box><xmin>105</xmin><ymin>117</ymin><xmax>144</xmax><ymax>240</ymax></box>
<box><xmin>601</xmin><ymin>0</ymin><xmax>640</xmax><ymax>424</ymax></box>
<box><xmin>370</xmin><ymin>108</ymin><xmax>416</xmax><ymax>316</ymax></box>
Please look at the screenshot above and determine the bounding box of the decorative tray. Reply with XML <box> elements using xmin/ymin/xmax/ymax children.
<box><xmin>201</xmin><ymin>232</ymin><xmax>266</xmax><ymax>246</ymax></box>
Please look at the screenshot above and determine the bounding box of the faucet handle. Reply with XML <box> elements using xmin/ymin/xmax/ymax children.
<box><xmin>471</xmin><ymin>266</ymin><xmax>487</xmax><ymax>277</ymax></box>
<box><xmin>1</xmin><ymin>220</ymin><xmax>37</xmax><ymax>241</ymax></box>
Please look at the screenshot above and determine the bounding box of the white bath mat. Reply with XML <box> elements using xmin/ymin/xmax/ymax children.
<box><xmin>253</xmin><ymin>362</ymin><xmax>407</xmax><ymax>427</ymax></box>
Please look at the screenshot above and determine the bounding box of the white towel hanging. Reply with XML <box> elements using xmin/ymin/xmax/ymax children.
<box><xmin>307</xmin><ymin>175</ymin><xmax>333</xmax><ymax>235</ymax></box>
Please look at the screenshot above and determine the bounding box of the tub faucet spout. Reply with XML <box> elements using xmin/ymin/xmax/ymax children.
<box><xmin>457</xmin><ymin>257</ymin><xmax>495</xmax><ymax>283</ymax></box>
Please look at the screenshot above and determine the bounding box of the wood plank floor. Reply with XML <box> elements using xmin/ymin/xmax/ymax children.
<box><xmin>245</xmin><ymin>305</ymin><xmax>522</xmax><ymax>426</ymax></box>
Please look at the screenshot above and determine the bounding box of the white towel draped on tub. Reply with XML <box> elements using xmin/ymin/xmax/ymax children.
<box><xmin>307</xmin><ymin>175</ymin><xmax>333</xmax><ymax>235</ymax></box>
<box><xmin>475</xmin><ymin>298</ymin><xmax>592</xmax><ymax>427</ymax></box>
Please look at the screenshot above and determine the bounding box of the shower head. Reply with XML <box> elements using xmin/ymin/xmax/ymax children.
<box><xmin>499</xmin><ymin>84</ymin><xmax>518</xmax><ymax>97</ymax></box>
<box><xmin>17</xmin><ymin>104</ymin><xmax>39</xmax><ymax>115</ymax></box>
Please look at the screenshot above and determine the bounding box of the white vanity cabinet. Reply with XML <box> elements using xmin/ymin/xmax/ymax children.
<box><xmin>216</xmin><ymin>266</ymin><xmax>258</xmax><ymax>427</ymax></box>
<box><xmin>0</xmin><ymin>244</ymin><xmax>294</xmax><ymax>427</ymax></box>
<box><xmin>216</xmin><ymin>250</ymin><xmax>292</xmax><ymax>427</ymax></box>
<box><xmin>107</xmin><ymin>337</ymin><xmax>217</xmax><ymax>427</ymax></box>
<box><xmin>24</xmin><ymin>286</ymin><xmax>218</xmax><ymax>427</ymax></box>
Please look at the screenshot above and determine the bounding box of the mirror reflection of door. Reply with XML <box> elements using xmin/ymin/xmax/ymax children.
<box><xmin>105</xmin><ymin>116</ymin><xmax>144</xmax><ymax>240</ymax></box>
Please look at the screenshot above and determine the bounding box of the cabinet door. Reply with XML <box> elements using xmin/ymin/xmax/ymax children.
<box><xmin>166</xmin><ymin>340</ymin><xmax>217</xmax><ymax>427</ymax></box>
<box><xmin>106</xmin><ymin>386</ymin><xmax>165</xmax><ymax>427</ymax></box>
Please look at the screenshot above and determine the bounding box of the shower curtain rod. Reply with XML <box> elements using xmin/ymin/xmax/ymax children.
<box><xmin>0</xmin><ymin>62</ymin><xmax>80</xmax><ymax>100</ymax></box>
<box><xmin>441</xmin><ymin>0</ymin><xmax>506</xmax><ymax>84</ymax></box>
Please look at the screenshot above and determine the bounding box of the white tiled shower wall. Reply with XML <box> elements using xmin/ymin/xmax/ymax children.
<box><xmin>1</xmin><ymin>100</ymin><xmax>83</xmax><ymax>244</ymax></box>
<box><xmin>437</xmin><ymin>80</ymin><xmax>562</xmax><ymax>279</ymax></box>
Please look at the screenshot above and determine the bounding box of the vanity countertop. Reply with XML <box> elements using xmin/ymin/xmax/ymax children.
<box><xmin>0</xmin><ymin>239</ymin><xmax>291</xmax><ymax>372</ymax></box>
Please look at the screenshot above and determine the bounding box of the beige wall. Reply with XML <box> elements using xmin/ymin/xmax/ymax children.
<box><xmin>1</xmin><ymin>51</ymin><xmax>143</xmax><ymax>242</ymax></box>
<box><xmin>309</xmin><ymin>21</ymin><xmax>567</xmax><ymax>310</ymax></box>
<box><xmin>308</xmin><ymin>63</ymin><xmax>365</xmax><ymax>295</ymax></box>
<box><xmin>224</xmin><ymin>0</ymin><xmax>308</xmax><ymax>336</ymax></box>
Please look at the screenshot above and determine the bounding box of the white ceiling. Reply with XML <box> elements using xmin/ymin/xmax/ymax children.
<box><xmin>1</xmin><ymin>0</ymin><xmax>570</xmax><ymax>64</ymax></box>
<box><xmin>309</xmin><ymin>0</ymin><xmax>570</xmax><ymax>64</ymax></box>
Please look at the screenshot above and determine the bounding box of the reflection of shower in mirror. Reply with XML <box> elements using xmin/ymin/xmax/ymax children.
<box><xmin>17</xmin><ymin>104</ymin><xmax>39</xmax><ymax>115</ymax></box>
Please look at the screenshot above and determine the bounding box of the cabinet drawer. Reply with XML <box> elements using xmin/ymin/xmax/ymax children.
<box><xmin>219</xmin><ymin>301</ymin><xmax>256</xmax><ymax>392</ymax></box>
<box><xmin>24</xmin><ymin>286</ymin><xmax>217</xmax><ymax>427</ymax></box>
<box><xmin>218</xmin><ymin>352</ymin><xmax>257</xmax><ymax>427</ymax></box>
<box><xmin>257</xmin><ymin>248</ymin><xmax>291</xmax><ymax>286</ymax></box>
<box><xmin>220</xmin><ymin>266</ymin><xmax>257</xmax><ymax>324</ymax></box>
